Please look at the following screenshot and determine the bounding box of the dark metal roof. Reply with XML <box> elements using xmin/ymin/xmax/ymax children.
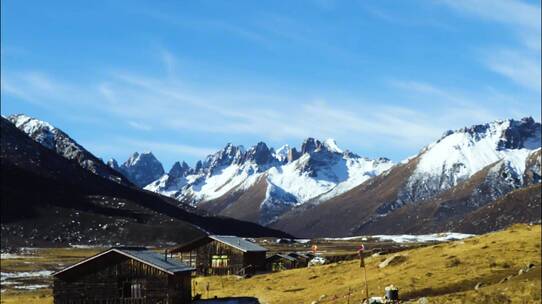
<box><xmin>287</xmin><ymin>252</ymin><xmax>310</xmax><ymax>259</ymax></box>
<box><xmin>266</xmin><ymin>253</ymin><xmax>297</xmax><ymax>262</ymax></box>
<box><xmin>209</xmin><ymin>235</ymin><xmax>268</xmax><ymax>252</ymax></box>
<box><xmin>53</xmin><ymin>248</ymin><xmax>194</xmax><ymax>277</ymax></box>
<box><xmin>117</xmin><ymin>249</ymin><xmax>194</xmax><ymax>274</ymax></box>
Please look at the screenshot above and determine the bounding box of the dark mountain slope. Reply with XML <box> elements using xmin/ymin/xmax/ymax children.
<box><xmin>1</xmin><ymin>118</ymin><xmax>290</xmax><ymax>247</ymax></box>
<box><xmin>351</xmin><ymin>160</ymin><xmax>527</xmax><ymax>234</ymax></box>
<box><xmin>7</xmin><ymin>114</ymin><xmax>131</xmax><ymax>185</ymax></box>
<box><xmin>445</xmin><ymin>184</ymin><xmax>541</xmax><ymax>234</ymax></box>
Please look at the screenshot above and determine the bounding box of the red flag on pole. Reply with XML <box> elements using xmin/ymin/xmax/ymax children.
<box><xmin>357</xmin><ymin>244</ymin><xmax>365</xmax><ymax>253</ymax></box>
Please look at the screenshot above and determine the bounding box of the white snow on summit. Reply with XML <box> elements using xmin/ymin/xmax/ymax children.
<box><xmin>9</xmin><ymin>114</ymin><xmax>56</xmax><ymax>149</ymax></box>
<box><xmin>323</xmin><ymin>138</ymin><xmax>343</xmax><ymax>153</ymax></box>
<box><xmin>404</xmin><ymin>118</ymin><xmax>541</xmax><ymax>202</ymax></box>
<box><xmin>145</xmin><ymin>138</ymin><xmax>394</xmax><ymax>220</ymax></box>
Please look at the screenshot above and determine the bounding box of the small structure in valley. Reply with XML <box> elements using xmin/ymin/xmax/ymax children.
<box><xmin>286</xmin><ymin>252</ymin><xmax>311</xmax><ymax>267</ymax></box>
<box><xmin>52</xmin><ymin>247</ymin><xmax>194</xmax><ymax>304</ymax></box>
<box><xmin>171</xmin><ymin>235</ymin><xmax>268</xmax><ymax>276</ymax></box>
<box><xmin>265</xmin><ymin>253</ymin><xmax>298</xmax><ymax>271</ymax></box>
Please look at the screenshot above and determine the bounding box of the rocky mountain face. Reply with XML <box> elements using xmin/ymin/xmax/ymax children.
<box><xmin>6</xmin><ymin>112</ymin><xmax>540</xmax><ymax>238</ymax></box>
<box><xmin>145</xmin><ymin>138</ymin><xmax>394</xmax><ymax>225</ymax></box>
<box><xmin>7</xmin><ymin>114</ymin><xmax>130</xmax><ymax>185</ymax></box>
<box><xmin>1</xmin><ymin>117</ymin><xmax>291</xmax><ymax>247</ymax></box>
<box><xmin>398</xmin><ymin>117</ymin><xmax>540</xmax><ymax>204</ymax></box>
<box><xmin>109</xmin><ymin>152</ymin><xmax>165</xmax><ymax>187</ymax></box>
<box><xmin>271</xmin><ymin>117</ymin><xmax>541</xmax><ymax>237</ymax></box>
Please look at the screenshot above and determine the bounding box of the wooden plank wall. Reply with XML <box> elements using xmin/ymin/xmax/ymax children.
<box><xmin>53</xmin><ymin>258</ymin><xmax>191</xmax><ymax>304</ymax></box>
<box><xmin>177</xmin><ymin>240</ymin><xmax>246</xmax><ymax>276</ymax></box>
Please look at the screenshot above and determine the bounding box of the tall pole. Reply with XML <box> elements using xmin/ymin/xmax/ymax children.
<box><xmin>363</xmin><ymin>263</ymin><xmax>369</xmax><ymax>301</ymax></box>
<box><xmin>358</xmin><ymin>243</ymin><xmax>369</xmax><ymax>302</ymax></box>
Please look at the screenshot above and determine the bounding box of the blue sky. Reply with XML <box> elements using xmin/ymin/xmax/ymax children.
<box><xmin>2</xmin><ymin>0</ymin><xmax>541</xmax><ymax>169</ymax></box>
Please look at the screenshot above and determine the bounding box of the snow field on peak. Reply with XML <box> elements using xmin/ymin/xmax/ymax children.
<box><xmin>183</xmin><ymin>164</ymin><xmax>263</xmax><ymax>202</ymax></box>
<box><xmin>323</xmin><ymin>138</ymin><xmax>343</xmax><ymax>153</ymax></box>
<box><xmin>413</xmin><ymin>120</ymin><xmax>538</xmax><ymax>183</ymax></box>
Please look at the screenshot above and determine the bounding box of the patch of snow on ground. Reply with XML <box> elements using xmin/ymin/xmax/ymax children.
<box><xmin>372</xmin><ymin>232</ymin><xmax>474</xmax><ymax>243</ymax></box>
<box><xmin>0</xmin><ymin>253</ymin><xmax>37</xmax><ymax>259</ymax></box>
<box><xmin>1</xmin><ymin>270</ymin><xmax>53</xmax><ymax>281</ymax></box>
<box><xmin>14</xmin><ymin>284</ymin><xmax>49</xmax><ymax>290</ymax></box>
<box><xmin>322</xmin><ymin>233</ymin><xmax>473</xmax><ymax>243</ymax></box>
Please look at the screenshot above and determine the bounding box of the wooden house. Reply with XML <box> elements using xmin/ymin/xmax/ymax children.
<box><xmin>287</xmin><ymin>252</ymin><xmax>311</xmax><ymax>267</ymax></box>
<box><xmin>265</xmin><ymin>254</ymin><xmax>297</xmax><ymax>271</ymax></box>
<box><xmin>170</xmin><ymin>235</ymin><xmax>268</xmax><ymax>276</ymax></box>
<box><xmin>53</xmin><ymin>247</ymin><xmax>194</xmax><ymax>304</ymax></box>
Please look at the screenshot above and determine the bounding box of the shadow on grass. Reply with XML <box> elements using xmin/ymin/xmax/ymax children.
<box><xmin>194</xmin><ymin>297</ymin><xmax>260</xmax><ymax>303</ymax></box>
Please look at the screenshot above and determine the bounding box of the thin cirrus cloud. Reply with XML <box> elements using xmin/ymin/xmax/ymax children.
<box><xmin>3</xmin><ymin>65</ymin><xmax>458</xmax><ymax>153</ymax></box>
<box><xmin>439</xmin><ymin>0</ymin><xmax>541</xmax><ymax>91</ymax></box>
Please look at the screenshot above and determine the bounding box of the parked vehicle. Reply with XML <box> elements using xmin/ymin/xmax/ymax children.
<box><xmin>308</xmin><ymin>256</ymin><xmax>327</xmax><ymax>266</ymax></box>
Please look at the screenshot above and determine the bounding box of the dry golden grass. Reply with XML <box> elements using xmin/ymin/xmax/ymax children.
<box><xmin>1</xmin><ymin>225</ymin><xmax>540</xmax><ymax>303</ymax></box>
<box><xmin>195</xmin><ymin>224</ymin><xmax>541</xmax><ymax>303</ymax></box>
<box><xmin>0</xmin><ymin>289</ymin><xmax>52</xmax><ymax>304</ymax></box>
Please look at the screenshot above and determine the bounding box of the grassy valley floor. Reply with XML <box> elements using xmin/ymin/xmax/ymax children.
<box><xmin>1</xmin><ymin>224</ymin><xmax>541</xmax><ymax>303</ymax></box>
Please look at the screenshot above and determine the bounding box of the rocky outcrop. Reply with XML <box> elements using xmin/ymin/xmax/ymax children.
<box><xmin>7</xmin><ymin>114</ymin><xmax>129</xmax><ymax>185</ymax></box>
<box><xmin>115</xmin><ymin>152</ymin><xmax>165</xmax><ymax>187</ymax></box>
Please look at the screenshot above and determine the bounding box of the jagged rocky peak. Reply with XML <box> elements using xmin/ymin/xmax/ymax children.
<box><xmin>435</xmin><ymin>117</ymin><xmax>541</xmax><ymax>150</ymax></box>
<box><xmin>239</xmin><ymin>142</ymin><xmax>275</xmax><ymax>165</ymax></box>
<box><xmin>169</xmin><ymin>161</ymin><xmax>191</xmax><ymax>178</ymax></box>
<box><xmin>300</xmin><ymin>137</ymin><xmax>344</xmax><ymax>155</ymax></box>
<box><xmin>274</xmin><ymin>145</ymin><xmax>290</xmax><ymax>162</ymax></box>
<box><xmin>322</xmin><ymin>138</ymin><xmax>343</xmax><ymax>153</ymax></box>
<box><xmin>274</xmin><ymin>144</ymin><xmax>301</xmax><ymax>163</ymax></box>
<box><xmin>288</xmin><ymin>147</ymin><xmax>301</xmax><ymax>163</ymax></box>
<box><xmin>498</xmin><ymin>117</ymin><xmax>541</xmax><ymax>150</ymax></box>
<box><xmin>7</xmin><ymin>114</ymin><xmax>56</xmax><ymax>149</ymax></box>
<box><xmin>6</xmin><ymin>114</ymin><xmax>129</xmax><ymax>184</ymax></box>
<box><xmin>107</xmin><ymin>158</ymin><xmax>120</xmax><ymax>170</ymax></box>
<box><xmin>402</xmin><ymin>117</ymin><xmax>542</xmax><ymax>204</ymax></box>
<box><xmin>119</xmin><ymin>151</ymin><xmax>165</xmax><ymax>187</ymax></box>
<box><xmin>301</xmin><ymin>137</ymin><xmax>321</xmax><ymax>154</ymax></box>
<box><xmin>202</xmin><ymin>143</ymin><xmax>244</xmax><ymax>173</ymax></box>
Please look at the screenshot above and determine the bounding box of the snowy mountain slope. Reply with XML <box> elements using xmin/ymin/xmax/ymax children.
<box><xmin>399</xmin><ymin>117</ymin><xmax>541</xmax><ymax>203</ymax></box>
<box><xmin>7</xmin><ymin>114</ymin><xmax>130</xmax><ymax>185</ymax></box>
<box><xmin>271</xmin><ymin>117</ymin><xmax>541</xmax><ymax>237</ymax></box>
<box><xmin>144</xmin><ymin>138</ymin><xmax>394</xmax><ymax>224</ymax></box>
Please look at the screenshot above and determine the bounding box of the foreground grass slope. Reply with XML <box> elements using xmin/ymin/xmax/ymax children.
<box><xmin>196</xmin><ymin>224</ymin><xmax>541</xmax><ymax>303</ymax></box>
<box><xmin>1</xmin><ymin>224</ymin><xmax>540</xmax><ymax>303</ymax></box>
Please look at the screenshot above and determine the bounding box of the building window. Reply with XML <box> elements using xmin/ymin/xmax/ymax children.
<box><xmin>122</xmin><ymin>282</ymin><xmax>143</xmax><ymax>298</ymax></box>
<box><xmin>211</xmin><ymin>255</ymin><xmax>229</xmax><ymax>268</ymax></box>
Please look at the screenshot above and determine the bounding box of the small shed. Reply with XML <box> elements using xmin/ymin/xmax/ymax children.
<box><xmin>53</xmin><ymin>247</ymin><xmax>194</xmax><ymax>304</ymax></box>
<box><xmin>287</xmin><ymin>252</ymin><xmax>311</xmax><ymax>267</ymax></box>
<box><xmin>171</xmin><ymin>235</ymin><xmax>268</xmax><ymax>276</ymax></box>
<box><xmin>265</xmin><ymin>254</ymin><xmax>297</xmax><ymax>271</ymax></box>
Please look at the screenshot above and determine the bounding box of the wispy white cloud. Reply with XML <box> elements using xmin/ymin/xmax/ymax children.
<box><xmin>439</xmin><ymin>0</ymin><xmax>540</xmax><ymax>30</ymax></box>
<box><xmin>485</xmin><ymin>49</ymin><xmax>541</xmax><ymax>91</ymax></box>
<box><xmin>439</xmin><ymin>0</ymin><xmax>541</xmax><ymax>91</ymax></box>
<box><xmin>3</xmin><ymin>50</ymin><xmax>534</xmax><ymax>162</ymax></box>
<box><xmin>127</xmin><ymin>121</ymin><xmax>152</xmax><ymax>131</ymax></box>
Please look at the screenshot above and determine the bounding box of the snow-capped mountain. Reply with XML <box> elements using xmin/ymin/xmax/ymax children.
<box><xmin>399</xmin><ymin>117</ymin><xmax>541</xmax><ymax>204</ymax></box>
<box><xmin>109</xmin><ymin>152</ymin><xmax>165</xmax><ymax>187</ymax></box>
<box><xmin>145</xmin><ymin>138</ymin><xmax>394</xmax><ymax>224</ymax></box>
<box><xmin>1</xmin><ymin>116</ymin><xmax>289</xmax><ymax>246</ymax></box>
<box><xmin>271</xmin><ymin>117</ymin><xmax>541</xmax><ymax>237</ymax></box>
<box><xmin>6</xmin><ymin>114</ymin><xmax>129</xmax><ymax>184</ymax></box>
